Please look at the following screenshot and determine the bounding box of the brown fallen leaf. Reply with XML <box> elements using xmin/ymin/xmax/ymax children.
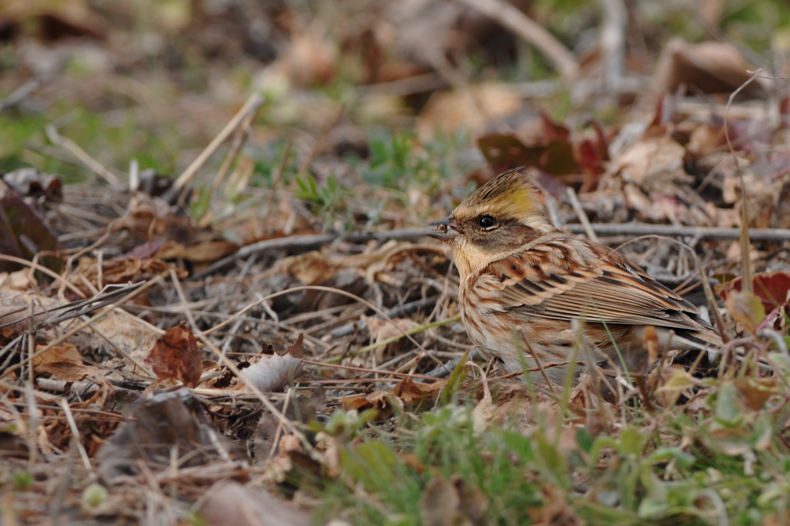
<box><xmin>199</xmin><ymin>481</ymin><xmax>312</xmax><ymax>526</ymax></box>
<box><xmin>32</xmin><ymin>343</ymin><xmax>91</xmax><ymax>383</ymax></box>
<box><xmin>653</xmin><ymin>38</ymin><xmax>768</xmax><ymax>98</ymax></box>
<box><xmin>734</xmin><ymin>377</ymin><xmax>781</xmax><ymax>412</ymax></box>
<box><xmin>723</xmin><ymin>290</ymin><xmax>765</xmax><ymax>337</ymax></box>
<box><xmin>155</xmin><ymin>239</ymin><xmax>239</xmax><ymax>264</ymax></box>
<box><xmin>0</xmin><ymin>289</ymin><xmax>60</xmax><ymax>339</ymax></box>
<box><xmin>362</xmin><ymin>315</ymin><xmax>416</xmax><ymax>343</ymax></box>
<box><xmin>144</xmin><ymin>321</ymin><xmax>203</xmax><ymax>387</ymax></box>
<box><xmin>0</xmin><ymin>180</ymin><xmax>59</xmax><ymax>273</ymax></box>
<box><xmin>393</xmin><ymin>377</ymin><xmax>444</xmax><ymax>409</ymax></box>
<box><xmin>271</xmin><ymin>251</ymin><xmax>341</xmax><ymax>286</ymax></box>
<box><xmin>417</xmin><ymin>83</ymin><xmax>521</xmax><ymax>140</ymax></box>
<box><xmin>341</xmin><ymin>389</ymin><xmax>395</xmax><ymax>418</ymax></box>
<box><xmin>716</xmin><ymin>271</ymin><xmax>790</xmax><ymax>313</ymax></box>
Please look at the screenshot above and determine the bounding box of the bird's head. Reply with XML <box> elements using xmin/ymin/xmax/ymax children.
<box><xmin>430</xmin><ymin>167</ymin><xmax>552</xmax><ymax>277</ymax></box>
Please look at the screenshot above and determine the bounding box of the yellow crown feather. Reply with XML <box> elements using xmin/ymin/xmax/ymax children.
<box><xmin>454</xmin><ymin>167</ymin><xmax>544</xmax><ymax>223</ymax></box>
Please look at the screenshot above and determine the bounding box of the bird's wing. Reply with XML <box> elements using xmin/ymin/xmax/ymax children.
<box><xmin>483</xmin><ymin>241</ymin><xmax>710</xmax><ymax>332</ymax></box>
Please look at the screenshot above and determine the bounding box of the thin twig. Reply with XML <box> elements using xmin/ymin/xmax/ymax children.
<box><xmin>565</xmin><ymin>223</ymin><xmax>790</xmax><ymax>241</ymax></box>
<box><xmin>173</xmin><ymin>93</ymin><xmax>265</xmax><ymax>191</ymax></box>
<box><xmin>566</xmin><ymin>187</ymin><xmax>599</xmax><ymax>243</ymax></box>
<box><xmin>264</xmin><ymin>140</ymin><xmax>293</xmax><ymax>221</ymax></box>
<box><xmin>456</xmin><ymin>0</ymin><xmax>579</xmax><ymax>79</ymax></box>
<box><xmin>0</xmin><ymin>79</ymin><xmax>39</xmax><ymax>112</ymax></box>
<box><xmin>46</xmin><ymin>125</ymin><xmax>121</xmax><ymax>185</ymax></box>
<box><xmin>724</xmin><ymin>69</ymin><xmax>763</xmax><ymax>294</ymax></box>
<box><xmin>59</xmin><ymin>399</ymin><xmax>96</xmax><ymax>480</ymax></box>
<box><xmin>294</xmin><ymin>105</ymin><xmax>345</xmax><ymax>185</ymax></box>
<box><xmin>210</xmin><ymin>109</ymin><xmax>260</xmax><ymax>194</ymax></box>
<box><xmin>598</xmin><ymin>0</ymin><xmax>627</xmax><ymax>90</ymax></box>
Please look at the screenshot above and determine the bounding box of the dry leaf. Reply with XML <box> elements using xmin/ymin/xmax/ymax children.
<box><xmin>393</xmin><ymin>377</ymin><xmax>444</xmax><ymax>408</ymax></box>
<box><xmin>362</xmin><ymin>315</ymin><xmax>415</xmax><ymax>343</ymax></box>
<box><xmin>144</xmin><ymin>321</ymin><xmax>203</xmax><ymax>387</ymax></box>
<box><xmin>417</xmin><ymin>83</ymin><xmax>521</xmax><ymax>140</ymax></box>
<box><xmin>32</xmin><ymin>343</ymin><xmax>91</xmax><ymax>382</ymax></box>
<box><xmin>241</xmin><ymin>333</ymin><xmax>305</xmax><ymax>392</ymax></box>
<box><xmin>0</xmin><ymin>180</ymin><xmax>59</xmax><ymax>273</ymax></box>
<box><xmin>272</xmin><ymin>251</ymin><xmax>340</xmax><ymax>285</ymax></box>
<box><xmin>611</xmin><ymin>136</ymin><xmax>686</xmax><ymax>188</ymax></box>
<box><xmin>723</xmin><ymin>290</ymin><xmax>765</xmax><ymax>336</ymax></box>
<box><xmin>156</xmin><ymin>240</ymin><xmax>239</xmax><ymax>264</ymax></box>
<box><xmin>199</xmin><ymin>481</ymin><xmax>312</xmax><ymax>526</ymax></box>
<box><xmin>653</xmin><ymin>38</ymin><xmax>769</xmax><ymax>98</ymax></box>
<box><xmin>734</xmin><ymin>377</ymin><xmax>781</xmax><ymax>411</ymax></box>
<box><xmin>420</xmin><ymin>476</ymin><xmax>464</xmax><ymax>526</ymax></box>
<box><xmin>341</xmin><ymin>389</ymin><xmax>396</xmax><ymax>419</ymax></box>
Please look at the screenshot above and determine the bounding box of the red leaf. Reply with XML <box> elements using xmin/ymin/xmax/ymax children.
<box><xmin>0</xmin><ymin>183</ymin><xmax>59</xmax><ymax>272</ymax></box>
<box><xmin>716</xmin><ymin>271</ymin><xmax>790</xmax><ymax>313</ymax></box>
<box><xmin>539</xmin><ymin>111</ymin><xmax>571</xmax><ymax>142</ymax></box>
<box><xmin>477</xmin><ymin>133</ymin><xmax>579</xmax><ymax>178</ymax></box>
<box><xmin>145</xmin><ymin>321</ymin><xmax>203</xmax><ymax>387</ymax></box>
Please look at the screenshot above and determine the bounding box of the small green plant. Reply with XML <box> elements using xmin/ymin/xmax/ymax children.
<box><xmin>316</xmin><ymin>404</ymin><xmax>543</xmax><ymax>525</ymax></box>
<box><xmin>359</xmin><ymin>129</ymin><xmax>436</xmax><ymax>189</ymax></box>
<box><xmin>12</xmin><ymin>469</ymin><xmax>33</xmax><ymax>491</ymax></box>
<box><xmin>294</xmin><ymin>173</ymin><xmax>349</xmax><ymax>228</ymax></box>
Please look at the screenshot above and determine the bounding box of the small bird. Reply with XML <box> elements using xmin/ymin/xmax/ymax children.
<box><xmin>431</xmin><ymin>167</ymin><xmax>721</xmax><ymax>386</ymax></box>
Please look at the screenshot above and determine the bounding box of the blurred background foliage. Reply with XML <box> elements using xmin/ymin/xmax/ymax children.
<box><xmin>0</xmin><ymin>0</ymin><xmax>787</xmax><ymax>186</ymax></box>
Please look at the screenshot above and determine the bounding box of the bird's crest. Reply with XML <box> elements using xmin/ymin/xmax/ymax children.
<box><xmin>456</xmin><ymin>167</ymin><xmax>543</xmax><ymax>221</ymax></box>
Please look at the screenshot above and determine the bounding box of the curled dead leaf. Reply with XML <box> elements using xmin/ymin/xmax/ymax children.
<box><xmin>144</xmin><ymin>321</ymin><xmax>203</xmax><ymax>387</ymax></box>
<box><xmin>723</xmin><ymin>290</ymin><xmax>765</xmax><ymax>336</ymax></box>
<box><xmin>393</xmin><ymin>377</ymin><xmax>444</xmax><ymax>408</ymax></box>
<box><xmin>156</xmin><ymin>239</ymin><xmax>239</xmax><ymax>264</ymax></box>
<box><xmin>241</xmin><ymin>333</ymin><xmax>305</xmax><ymax>392</ymax></box>
<box><xmin>32</xmin><ymin>343</ymin><xmax>91</xmax><ymax>383</ymax></box>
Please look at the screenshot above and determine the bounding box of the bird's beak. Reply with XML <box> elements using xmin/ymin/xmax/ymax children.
<box><xmin>428</xmin><ymin>216</ymin><xmax>459</xmax><ymax>241</ymax></box>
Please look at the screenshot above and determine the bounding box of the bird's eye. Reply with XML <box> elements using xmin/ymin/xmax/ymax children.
<box><xmin>478</xmin><ymin>215</ymin><xmax>497</xmax><ymax>229</ymax></box>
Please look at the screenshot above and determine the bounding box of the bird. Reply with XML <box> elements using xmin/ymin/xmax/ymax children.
<box><xmin>430</xmin><ymin>167</ymin><xmax>722</xmax><ymax>386</ymax></box>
